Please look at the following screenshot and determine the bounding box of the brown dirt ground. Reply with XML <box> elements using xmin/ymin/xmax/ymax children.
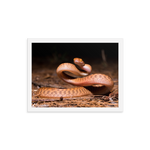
<box><xmin>32</xmin><ymin>61</ymin><xmax>118</xmax><ymax>108</ymax></box>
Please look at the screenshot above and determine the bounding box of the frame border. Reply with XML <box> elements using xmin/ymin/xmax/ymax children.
<box><xmin>24</xmin><ymin>36</ymin><xmax>126</xmax><ymax>114</ymax></box>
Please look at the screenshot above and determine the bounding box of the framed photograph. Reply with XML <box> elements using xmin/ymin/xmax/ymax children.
<box><xmin>28</xmin><ymin>38</ymin><xmax>123</xmax><ymax>112</ymax></box>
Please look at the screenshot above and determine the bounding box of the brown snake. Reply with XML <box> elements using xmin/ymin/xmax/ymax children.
<box><xmin>34</xmin><ymin>58</ymin><xmax>114</xmax><ymax>99</ymax></box>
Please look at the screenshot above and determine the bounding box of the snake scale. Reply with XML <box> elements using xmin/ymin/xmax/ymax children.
<box><xmin>34</xmin><ymin>58</ymin><xmax>114</xmax><ymax>99</ymax></box>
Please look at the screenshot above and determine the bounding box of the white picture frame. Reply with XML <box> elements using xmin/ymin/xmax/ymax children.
<box><xmin>24</xmin><ymin>36</ymin><xmax>126</xmax><ymax>114</ymax></box>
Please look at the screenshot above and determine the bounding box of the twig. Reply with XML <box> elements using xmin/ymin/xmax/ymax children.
<box><xmin>101</xmin><ymin>49</ymin><xmax>108</xmax><ymax>67</ymax></box>
<box><xmin>32</xmin><ymin>98</ymin><xmax>58</xmax><ymax>102</ymax></box>
<box><xmin>101</xmin><ymin>49</ymin><xmax>106</xmax><ymax>62</ymax></box>
<box><xmin>32</xmin><ymin>95</ymin><xmax>94</xmax><ymax>103</ymax></box>
<box><xmin>32</xmin><ymin>82</ymin><xmax>64</xmax><ymax>89</ymax></box>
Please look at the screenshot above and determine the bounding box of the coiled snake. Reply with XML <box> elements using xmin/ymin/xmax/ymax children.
<box><xmin>34</xmin><ymin>58</ymin><xmax>114</xmax><ymax>99</ymax></box>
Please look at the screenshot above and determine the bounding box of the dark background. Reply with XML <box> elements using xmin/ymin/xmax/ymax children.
<box><xmin>32</xmin><ymin>43</ymin><xmax>118</xmax><ymax>67</ymax></box>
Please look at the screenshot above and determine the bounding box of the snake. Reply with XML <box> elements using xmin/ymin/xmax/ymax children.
<box><xmin>34</xmin><ymin>58</ymin><xmax>114</xmax><ymax>99</ymax></box>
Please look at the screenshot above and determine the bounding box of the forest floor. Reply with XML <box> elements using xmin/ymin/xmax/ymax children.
<box><xmin>32</xmin><ymin>60</ymin><xmax>118</xmax><ymax>108</ymax></box>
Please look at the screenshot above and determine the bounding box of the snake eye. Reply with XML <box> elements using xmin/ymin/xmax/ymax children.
<box><xmin>74</xmin><ymin>58</ymin><xmax>85</xmax><ymax>66</ymax></box>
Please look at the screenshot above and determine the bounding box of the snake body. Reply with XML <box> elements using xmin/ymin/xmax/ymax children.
<box><xmin>34</xmin><ymin>58</ymin><xmax>114</xmax><ymax>98</ymax></box>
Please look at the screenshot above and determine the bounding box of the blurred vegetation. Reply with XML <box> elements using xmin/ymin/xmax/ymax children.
<box><xmin>49</xmin><ymin>48</ymin><xmax>68</xmax><ymax>64</ymax></box>
<box><xmin>49</xmin><ymin>46</ymin><xmax>68</xmax><ymax>64</ymax></box>
<box><xmin>101</xmin><ymin>49</ymin><xmax>108</xmax><ymax>68</ymax></box>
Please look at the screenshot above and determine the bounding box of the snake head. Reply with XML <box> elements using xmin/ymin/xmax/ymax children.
<box><xmin>74</xmin><ymin>58</ymin><xmax>85</xmax><ymax>67</ymax></box>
